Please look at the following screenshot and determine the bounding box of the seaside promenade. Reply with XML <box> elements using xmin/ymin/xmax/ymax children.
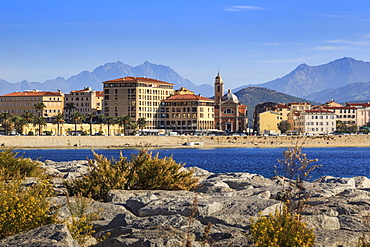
<box><xmin>1</xmin><ymin>135</ymin><xmax>370</xmax><ymax>148</ymax></box>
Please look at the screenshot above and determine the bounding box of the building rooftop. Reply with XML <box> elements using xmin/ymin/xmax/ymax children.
<box><xmin>1</xmin><ymin>91</ymin><xmax>63</xmax><ymax>97</ymax></box>
<box><xmin>103</xmin><ymin>76</ymin><xmax>174</xmax><ymax>85</ymax></box>
<box><xmin>164</xmin><ymin>94</ymin><xmax>213</xmax><ymax>101</ymax></box>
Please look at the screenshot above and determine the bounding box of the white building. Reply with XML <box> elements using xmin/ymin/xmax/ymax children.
<box><xmin>295</xmin><ymin>109</ymin><xmax>336</xmax><ymax>135</ymax></box>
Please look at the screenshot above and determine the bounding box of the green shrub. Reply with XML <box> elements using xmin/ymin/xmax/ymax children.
<box><xmin>0</xmin><ymin>149</ymin><xmax>45</xmax><ymax>180</ymax></box>
<box><xmin>64</xmin><ymin>149</ymin><xmax>199</xmax><ymax>201</ymax></box>
<box><xmin>250</xmin><ymin>206</ymin><xmax>315</xmax><ymax>247</ymax></box>
<box><xmin>0</xmin><ymin>178</ymin><xmax>57</xmax><ymax>239</ymax></box>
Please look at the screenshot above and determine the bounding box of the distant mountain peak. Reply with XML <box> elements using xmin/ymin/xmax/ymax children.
<box><xmin>250</xmin><ymin>57</ymin><xmax>370</xmax><ymax>98</ymax></box>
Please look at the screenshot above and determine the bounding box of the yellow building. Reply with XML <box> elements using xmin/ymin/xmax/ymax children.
<box><xmin>102</xmin><ymin>77</ymin><xmax>174</xmax><ymax>129</ymax></box>
<box><xmin>158</xmin><ymin>88</ymin><xmax>214</xmax><ymax>133</ymax></box>
<box><xmin>0</xmin><ymin>90</ymin><xmax>64</xmax><ymax>117</ymax></box>
<box><xmin>257</xmin><ymin>111</ymin><xmax>282</xmax><ymax>135</ymax></box>
<box><xmin>65</xmin><ymin>87</ymin><xmax>103</xmax><ymax>116</ymax></box>
<box><xmin>23</xmin><ymin>123</ymin><xmax>123</xmax><ymax>136</ymax></box>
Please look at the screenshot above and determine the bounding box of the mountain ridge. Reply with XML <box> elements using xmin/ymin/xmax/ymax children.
<box><xmin>0</xmin><ymin>61</ymin><xmax>214</xmax><ymax>97</ymax></box>
<box><xmin>233</xmin><ymin>57</ymin><xmax>370</xmax><ymax>99</ymax></box>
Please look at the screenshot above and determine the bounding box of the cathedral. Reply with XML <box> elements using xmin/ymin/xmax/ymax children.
<box><xmin>214</xmin><ymin>73</ymin><xmax>248</xmax><ymax>132</ymax></box>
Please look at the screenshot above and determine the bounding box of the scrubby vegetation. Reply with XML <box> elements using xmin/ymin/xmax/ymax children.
<box><xmin>0</xmin><ymin>149</ymin><xmax>56</xmax><ymax>239</ymax></box>
<box><xmin>64</xmin><ymin>149</ymin><xmax>199</xmax><ymax>201</ymax></box>
<box><xmin>250</xmin><ymin>206</ymin><xmax>315</xmax><ymax>247</ymax></box>
<box><xmin>250</xmin><ymin>145</ymin><xmax>319</xmax><ymax>247</ymax></box>
<box><xmin>275</xmin><ymin>145</ymin><xmax>321</xmax><ymax>214</ymax></box>
<box><xmin>0</xmin><ymin>149</ymin><xmax>45</xmax><ymax>179</ymax></box>
<box><xmin>65</xmin><ymin>194</ymin><xmax>102</xmax><ymax>246</ymax></box>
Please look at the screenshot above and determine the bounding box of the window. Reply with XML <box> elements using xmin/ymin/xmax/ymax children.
<box><xmin>223</xmin><ymin>108</ymin><xmax>234</xmax><ymax>114</ymax></box>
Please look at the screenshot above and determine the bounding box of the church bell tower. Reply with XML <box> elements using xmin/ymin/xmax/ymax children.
<box><xmin>214</xmin><ymin>72</ymin><xmax>224</xmax><ymax>108</ymax></box>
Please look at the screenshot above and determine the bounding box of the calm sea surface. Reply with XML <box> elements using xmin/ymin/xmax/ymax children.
<box><xmin>14</xmin><ymin>147</ymin><xmax>370</xmax><ymax>180</ymax></box>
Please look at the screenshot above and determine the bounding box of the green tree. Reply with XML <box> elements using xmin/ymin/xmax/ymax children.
<box><xmin>137</xmin><ymin>117</ymin><xmax>147</xmax><ymax>135</ymax></box>
<box><xmin>52</xmin><ymin>113</ymin><xmax>65</xmax><ymax>136</ymax></box>
<box><xmin>64</xmin><ymin>102</ymin><xmax>76</xmax><ymax>123</ymax></box>
<box><xmin>117</xmin><ymin>115</ymin><xmax>131</xmax><ymax>136</ymax></box>
<box><xmin>86</xmin><ymin>113</ymin><xmax>96</xmax><ymax>135</ymax></box>
<box><xmin>12</xmin><ymin>116</ymin><xmax>28</xmax><ymax>135</ymax></box>
<box><xmin>0</xmin><ymin>112</ymin><xmax>13</xmax><ymax>135</ymax></box>
<box><xmin>20</xmin><ymin>111</ymin><xmax>34</xmax><ymax>123</ymax></box>
<box><xmin>33</xmin><ymin>102</ymin><xmax>46</xmax><ymax>117</ymax></box>
<box><xmin>70</xmin><ymin>112</ymin><xmax>85</xmax><ymax>136</ymax></box>
<box><xmin>336</xmin><ymin>120</ymin><xmax>357</xmax><ymax>132</ymax></box>
<box><xmin>278</xmin><ymin>120</ymin><xmax>291</xmax><ymax>134</ymax></box>
<box><xmin>32</xmin><ymin>116</ymin><xmax>47</xmax><ymax>136</ymax></box>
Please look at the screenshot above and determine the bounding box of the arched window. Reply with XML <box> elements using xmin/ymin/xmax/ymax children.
<box><xmin>223</xmin><ymin>108</ymin><xmax>234</xmax><ymax>114</ymax></box>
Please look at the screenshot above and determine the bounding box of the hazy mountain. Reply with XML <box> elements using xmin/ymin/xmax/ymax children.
<box><xmin>234</xmin><ymin>57</ymin><xmax>370</xmax><ymax>98</ymax></box>
<box><xmin>305</xmin><ymin>81</ymin><xmax>370</xmax><ymax>103</ymax></box>
<box><xmin>0</xmin><ymin>61</ymin><xmax>213</xmax><ymax>96</ymax></box>
<box><xmin>234</xmin><ymin>86</ymin><xmax>316</xmax><ymax>119</ymax></box>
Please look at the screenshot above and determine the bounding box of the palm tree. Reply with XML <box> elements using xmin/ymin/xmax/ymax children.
<box><xmin>86</xmin><ymin>113</ymin><xmax>96</xmax><ymax>135</ymax></box>
<box><xmin>137</xmin><ymin>117</ymin><xmax>147</xmax><ymax>136</ymax></box>
<box><xmin>33</xmin><ymin>116</ymin><xmax>47</xmax><ymax>136</ymax></box>
<box><xmin>117</xmin><ymin>115</ymin><xmax>131</xmax><ymax>136</ymax></box>
<box><xmin>52</xmin><ymin>113</ymin><xmax>65</xmax><ymax>136</ymax></box>
<box><xmin>104</xmin><ymin>116</ymin><xmax>117</xmax><ymax>136</ymax></box>
<box><xmin>21</xmin><ymin>111</ymin><xmax>34</xmax><ymax>123</ymax></box>
<box><xmin>70</xmin><ymin>111</ymin><xmax>85</xmax><ymax>135</ymax></box>
<box><xmin>12</xmin><ymin>116</ymin><xmax>28</xmax><ymax>135</ymax></box>
<box><xmin>0</xmin><ymin>112</ymin><xmax>13</xmax><ymax>135</ymax></box>
<box><xmin>64</xmin><ymin>102</ymin><xmax>76</xmax><ymax>123</ymax></box>
<box><xmin>34</xmin><ymin>102</ymin><xmax>46</xmax><ymax>117</ymax></box>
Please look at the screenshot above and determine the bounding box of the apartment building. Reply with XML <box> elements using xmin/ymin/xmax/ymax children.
<box><xmin>321</xmin><ymin>106</ymin><xmax>357</xmax><ymax>125</ymax></box>
<box><xmin>257</xmin><ymin>111</ymin><xmax>282</xmax><ymax>135</ymax></box>
<box><xmin>158</xmin><ymin>88</ymin><xmax>214</xmax><ymax>133</ymax></box>
<box><xmin>0</xmin><ymin>90</ymin><xmax>64</xmax><ymax>117</ymax></box>
<box><xmin>295</xmin><ymin>109</ymin><xmax>336</xmax><ymax>135</ymax></box>
<box><xmin>65</xmin><ymin>87</ymin><xmax>103</xmax><ymax>116</ymax></box>
<box><xmin>102</xmin><ymin>77</ymin><xmax>174</xmax><ymax>129</ymax></box>
<box><xmin>345</xmin><ymin>102</ymin><xmax>370</xmax><ymax>127</ymax></box>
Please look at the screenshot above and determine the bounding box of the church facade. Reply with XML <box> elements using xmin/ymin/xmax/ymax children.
<box><xmin>214</xmin><ymin>73</ymin><xmax>248</xmax><ymax>132</ymax></box>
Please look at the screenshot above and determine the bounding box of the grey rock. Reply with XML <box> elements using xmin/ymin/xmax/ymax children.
<box><xmin>0</xmin><ymin>224</ymin><xmax>79</xmax><ymax>247</ymax></box>
<box><xmin>302</xmin><ymin>215</ymin><xmax>340</xmax><ymax>230</ymax></box>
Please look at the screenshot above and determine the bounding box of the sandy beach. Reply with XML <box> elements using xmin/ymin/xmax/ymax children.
<box><xmin>0</xmin><ymin>134</ymin><xmax>370</xmax><ymax>149</ymax></box>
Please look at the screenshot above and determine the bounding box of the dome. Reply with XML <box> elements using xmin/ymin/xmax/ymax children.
<box><xmin>221</xmin><ymin>89</ymin><xmax>239</xmax><ymax>103</ymax></box>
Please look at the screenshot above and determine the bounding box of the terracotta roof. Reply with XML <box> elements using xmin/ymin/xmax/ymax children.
<box><xmin>304</xmin><ymin>109</ymin><xmax>334</xmax><ymax>113</ymax></box>
<box><xmin>238</xmin><ymin>105</ymin><xmax>247</xmax><ymax>114</ymax></box>
<box><xmin>276</xmin><ymin>105</ymin><xmax>290</xmax><ymax>109</ymax></box>
<box><xmin>103</xmin><ymin>77</ymin><xmax>174</xmax><ymax>85</ymax></box>
<box><xmin>164</xmin><ymin>94</ymin><xmax>214</xmax><ymax>101</ymax></box>
<box><xmin>322</xmin><ymin>106</ymin><xmax>356</xmax><ymax>110</ymax></box>
<box><xmin>70</xmin><ymin>89</ymin><xmax>89</xmax><ymax>93</ymax></box>
<box><xmin>347</xmin><ymin>103</ymin><xmax>370</xmax><ymax>107</ymax></box>
<box><xmin>1</xmin><ymin>91</ymin><xmax>63</xmax><ymax>97</ymax></box>
<box><xmin>96</xmin><ymin>91</ymin><xmax>103</xmax><ymax>97</ymax></box>
<box><xmin>289</xmin><ymin>102</ymin><xmax>311</xmax><ymax>105</ymax></box>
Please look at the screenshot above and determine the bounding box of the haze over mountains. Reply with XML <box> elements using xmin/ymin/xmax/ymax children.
<box><xmin>0</xmin><ymin>61</ymin><xmax>213</xmax><ymax>96</ymax></box>
<box><xmin>234</xmin><ymin>57</ymin><xmax>370</xmax><ymax>102</ymax></box>
<box><xmin>1</xmin><ymin>57</ymin><xmax>370</xmax><ymax>104</ymax></box>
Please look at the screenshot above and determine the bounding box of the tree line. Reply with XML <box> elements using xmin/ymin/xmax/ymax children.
<box><xmin>0</xmin><ymin>102</ymin><xmax>147</xmax><ymax>136</ymax></box>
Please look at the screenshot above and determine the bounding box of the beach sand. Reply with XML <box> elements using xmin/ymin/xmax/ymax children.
<box><xmin>0</xmin><ymin>135</ymin><xmax>369</xmax><ymax>149</ymax></box>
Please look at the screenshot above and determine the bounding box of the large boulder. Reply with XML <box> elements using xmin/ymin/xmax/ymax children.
<box><xmin>0</xmin><ymin>224</ymin><xmax>79</xmax><ymax>247</ymax></box>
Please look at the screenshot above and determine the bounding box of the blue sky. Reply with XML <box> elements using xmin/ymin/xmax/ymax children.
<box><xmin>1</xmin><ymin>0</ymin><xmax>370</xmax><ymax>89</ymax></box>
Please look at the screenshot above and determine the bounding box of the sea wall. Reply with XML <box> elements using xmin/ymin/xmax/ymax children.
<box><xmin>1</xmin><ymin>134</ymin><xmax>370</xmax><ymax>148</ymax></box>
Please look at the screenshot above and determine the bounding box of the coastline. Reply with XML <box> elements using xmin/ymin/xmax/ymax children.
<box><xmin>1</xmin><ymin>135</ymin><xmax>370</xmax><ymax>149</ymax></box>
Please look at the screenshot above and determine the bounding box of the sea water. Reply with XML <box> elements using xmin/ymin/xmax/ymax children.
<box><xmin>15</xmin><ymin>147</ymin><xmax>370</xmax><ymax>180</ymax></box>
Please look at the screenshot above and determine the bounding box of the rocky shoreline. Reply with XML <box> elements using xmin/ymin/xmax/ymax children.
<box><xmin>1</xmin><ymin>135</ymin><xmax>370</xmax><ymax>149</ymax></box>
<box><xmin>1</xmin><ymin>158</ymin><xmax>370</xmax><ymax>247</ymax></box>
